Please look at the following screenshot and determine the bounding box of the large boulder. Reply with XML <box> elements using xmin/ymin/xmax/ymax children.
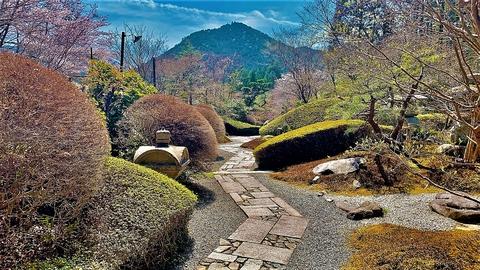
<box><xmin>430</xmin><ymin>193</ymin><xmax>480</xmax><ymax>224</ymax></box>
<box><xmin>335</xmin><ymin>200</ymin><xmax>384</xmax><ymax>220</ymax></box>
<box><xmin>312</xmin><ymin>157</ymin><xmax>366</xmax><ymax>175</ymax></box>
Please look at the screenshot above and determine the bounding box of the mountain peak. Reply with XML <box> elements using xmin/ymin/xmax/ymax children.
<box><xmin>163</xmin><ymin>22</ymin><xmax>276</xmax><ymax>69</ymax></box>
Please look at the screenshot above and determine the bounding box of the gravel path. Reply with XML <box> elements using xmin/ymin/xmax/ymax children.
<box><xmin>255</xmin><ymin>175</ymin><xmax>355</xmax><ymax>270</ymax></box>
<box><xmin>180</xmin><ymin>162</ymin><xmax>246</xmax><ymax>269</ymax></box>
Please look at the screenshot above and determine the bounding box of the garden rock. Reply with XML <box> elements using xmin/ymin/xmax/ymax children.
<box><xmin>335</xmin><ymin>200</ymin><xmax>384</xmax><ymax>220</ymax></box>
<box><xmin>430</xmin><ymin>192</ymin><xmax>480</xmax><ymax>224</ymax></box>
<box><xmin>436</xmin><ymin>144</ymin><xmax>465</xmax><ymax>157</ymax></box>
<box><xmin>312</xmin><ymin>157</ymin><xmax>366</xmax><ymax>176</ymax></box>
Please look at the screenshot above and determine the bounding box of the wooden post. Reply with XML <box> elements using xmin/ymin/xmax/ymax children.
<box><xmin>90</xmin><ymin>47</ymin><xmax>93</xmax><ymax>60</ymax></box>
<box><xmin>152</xmin><ymin>56</ymin><xmax>156</xmax><ymax>89</ymax></box>
<box><xmin>120</xmin><ymin>31</ymin><xmax>126</xmax><ymax>71</ymax></box>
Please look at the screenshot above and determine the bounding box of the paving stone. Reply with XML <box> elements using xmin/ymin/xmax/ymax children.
<box><xmin>219</xmin><ymin>238</ymin><xmax>231</xmax><ymax>246</ymax></box>
<box><xmin>251</xmin><ymin>192</ymin><xmax>275</xmax><ymax>198</ymax></box>
<box><xmin>240</xmin><ymin>259</ymin><xmax>263</xmax><ymax>270</ymax></box>
<box><xmin>215</xmin><ymin>246</ymin><xmax>231</xmax><ymax>253</ymax></box>
<box><xmin>230</xmin><ymin>193</ymin><xmax>243</xmax><ymax>203</ymax></box>
<box><xmin>228</xmin><ymin>262</ymin><xmax>240</xmax><ymax>270</ymax></box>
<box><xmin>248</xmin><ymin>198</ymin><xmax>278</xmax><ymax>207</ymax></box>
<box><xmin>240</xmin><ymin>206</ymin><xmax>275</xmax><ymax>217</ymax></box>
<box><xmin>208</xmin><ymin>252</ymin><xmax>238</xmax><ymax>262</ymax></box>
<box><xmin>219</xmin><ymin>182</ymin><xmax>247</xmax><ymax>193</ymax></box>
<box><xmin>235</xmin><ymin>177</ymin><xmax>264</xmax><ymax>188</ymax></box>
<box><xmin>269</xmin><ymin>215</ymin><xmax>308</xmax><ymax>239</ymax></box>
<box><xmin>208</xmin><ymin>263</ymin><xmax>229</xmax><ymax>270</ymax></box>
<box><xmin>233</xmin><ymin>242</ymin><xmax>293</xmax><ymax>265</ymax></box>
<box><xmin>229</xmin><ymin>218</ymin><xmax>275</xmax><ymax>243</ymax></box>
<box><xmin>271</xmin><ymin>197</ymin><xmax>302</xmax><ymax>217</ymax></box>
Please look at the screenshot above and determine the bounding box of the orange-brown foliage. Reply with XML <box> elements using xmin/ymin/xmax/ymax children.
<box><xmin>195</xmin><ymin>104</ymin><xmax>227</xmax><ymax>143</ymax></box>
<box><xmin>0</xmin><ymin>52</ymin><xmax>110</xmax><ymax>266</ymax></box>
<box><xmin>240</xmin><ymin>137</ymin><xmax>269</xmax><ymax>150</ymax></box>
<box><xmin>118</xmin><ymin>94</ymin><xmax>218</xmax><ymax>161</ymax></box>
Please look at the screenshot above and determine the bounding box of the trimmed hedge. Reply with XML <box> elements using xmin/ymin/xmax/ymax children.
<box><xmin>117</xmin><ymin>94</ymin><xmax>218</xmax><ymax>161</ymax></box>
<box><xmin>254</xmin><ymin>120</ymin><xmax>368</xmax><ymax>170</ymax></box>
<box><xmin>85</xmin><ymin>157</ymin><xmax>197</xmax><ymax>269</ymax></box>
<box><xmin>260</xmin><ymin>98</ymin><xmax>335</xmax><ymax>136</ymax></box>
<box><xmin>195</xmin><ymin>104</ymin><xmax>228</xmax><ymax>143</ymax></box>
<box><xmin>224</xmin><ymin>118</ymin><xmax>260</xmax><ymax>136</ymax></box>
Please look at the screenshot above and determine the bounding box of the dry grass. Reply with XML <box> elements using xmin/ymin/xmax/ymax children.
<box><xmin>117</xmin><ymin>94</ymin><xmax>218</xmax><ymax>161</ymax></box>
<box><xmin>195</xmin><ymin>104</ymin><xmax>228</xmax><ymax>143</ymax></box>
<box><xmin>344</xmin><ymin>224</ymin><xmax>480</xmax><ymax>270</ymax></box>
<box><xmin>0</xmin><ymin>52</ymin><xmax>110</xmax><ymax>268</ymax></box>
<box><xmin>271</xmin><ymin>151</ymin><xmax>419</xmax><ymax>195</ymax></box>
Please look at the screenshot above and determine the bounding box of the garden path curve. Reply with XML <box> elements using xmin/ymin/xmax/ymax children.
<box><xmin>197</xmin><ymin>136</ymin><xmax>308</xmax><ymax>270</ymax></box>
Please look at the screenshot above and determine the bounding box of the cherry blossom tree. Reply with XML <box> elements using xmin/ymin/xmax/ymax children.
<box><xmin>0</xmin><ymin>0</ymin><xmax>109</xmax><ymax>74</ymax></box>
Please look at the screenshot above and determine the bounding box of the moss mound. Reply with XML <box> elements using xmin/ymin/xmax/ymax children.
<box><xmin>260</xmin><ymin>98</ymin><xmax>335</xmax><ymax>136</ymax></box>
<box><xmin>195</xmin><ymin>104</ymin><xmax>228</xmax><ymax>143</ymax></box>
<box><xmin>254</xmin><ymin>120</ymin><xmax>368</xmax><ymax>170</ymax></box>
<box><xmin>344</xmin><ymin>224</ymin><xmax>480</xmax><ymax>270</ymax></box>
<box><xmin>224</xmin><ymin>118</ymin><xmax>260</xmax><ymax>136</ymax></box>
<box><xmin>84</xmin><ymin>157</ymin><xmax>196</xmax><ymax>269</ymax></box>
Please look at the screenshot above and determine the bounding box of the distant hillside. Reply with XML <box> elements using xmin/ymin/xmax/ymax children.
<box><xmin>163</xmin><ymin>22</ymin><xmax>278</xmax><ymax>69</ymax></box>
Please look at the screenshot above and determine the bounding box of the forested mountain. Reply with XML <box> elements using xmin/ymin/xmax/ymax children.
<box><xmin>163</xmin><ymin>22</ymin><xmax>279</xmax><ymax>69</ymax></box>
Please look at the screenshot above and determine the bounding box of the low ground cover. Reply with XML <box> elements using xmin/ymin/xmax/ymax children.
<box><xmin>254</xmin><ymin>119</ymin><xmax>368</xmax><ymax>170</ymax></box>
<box><xmin>344</xmin><ymin>224</ymin><xmax>480</xmax><ymax>270</ymax></box>
<box><xmin>224</xmin><ymin>118</ymin><xmax>260</xmax><ymax>136</ymax></box>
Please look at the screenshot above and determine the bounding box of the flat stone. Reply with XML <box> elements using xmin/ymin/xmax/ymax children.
<box><xmin>219</xmin><ymin>238</ymin><xmax>231</xmax><ymax>246</ymax></box>
<box><xmin>251</xmin><ymin>192</ymin><xmax>275</xmax><ymax>198</ymax></box>
<box><xmin>270</xmin><ymin>215</ymin><xmax>308</xmax><ymax>238</ymax></box>
<box><xmin>229</xmin><ymin>219</ymin><xmax>275</xmax><ymax>243</ymax></box>
<box><xmin>208</xmin><ymin>252</ymin><xmax>237</xmax><ymax>262</ymax></box>
<box><xmin>219</xmin><ymin>182</ymin><xmax>247</xmax><ymax>193</ymax></box>
<box><xmin>233</xmin><ymin>242</ymin><xmax>293</xmax><ymax>265</ymax></box>
<box><xmin>247</xmin><ymin>198</ymin><xmax>278</xmax><ymax>207</ymax></box>
<box><xmin>230</xmin><ymin>193</ymin><xmax>243</xmax><ymax>203</ymax></box>
<box><xmin>240</xmin><ymin>259</ymin><xmax>263</xmax><ymax>270</ymax></box>
<box><xmin>236</xmin><ymin>177</ymin><xmax>263</xmax><ymax>188</ymax></box>
<box><xmin>228</xmin><ymin>262</ymin><xmax>240</xmax><ymax>270</ymax></box>
<box><xmin>208</xmin><ymin>263</ymin><xmax>229</xmax><ymax>270</ymax></box>
<box><xmin>271</xmin><ymin>197</ymin><xmax>302</xmax><ymax>217</ymax></box>
<box><xmin>240</xmin><ymin>206</ymin><xmax>275</xmax><ymax>217</ymax></box>
<box><xmin>215</xmin><ymin>246</ymin><xmax>231</xmax><ymax>253</ymax></box>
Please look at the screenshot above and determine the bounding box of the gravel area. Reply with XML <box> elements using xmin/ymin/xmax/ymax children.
<box><xmin>180</xmin><ymin>174</ymin><xmax>246</xmax><ymax>270</ymax></box>
<box><xmin>255</xmin><ymin>174</ymin><xmax>357</xmax><ymax>270</ymax></box>
<box><xmin>327</xmin><ymin>193</ymin><xmax>461</xmax><ymax>231</ymax></box>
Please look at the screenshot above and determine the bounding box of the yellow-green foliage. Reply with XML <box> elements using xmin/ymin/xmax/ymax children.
<box><xmin>260</xmin><ymin>98</ymin><xmax>337</xmax><ymax>136</ymax></box>
<box><xmin>85</xmin><ymin>157</ymin><xmax>196</xmax><ymax>268</ymax></box>
<box><xmin>224</xmin><ymin>117</ymin><xmax>260</xmax><ymax>136</ymax></box>
<box><xmin>254</xmin><ymin>120</ymin><xmax>367</xmax><ymax>169</ymax></box>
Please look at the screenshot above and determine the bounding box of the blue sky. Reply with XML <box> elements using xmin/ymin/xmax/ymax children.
<box><xmin>87</xmin><ymin>0</ymin><xmax>309</xmax><ymax>48</ymax></box>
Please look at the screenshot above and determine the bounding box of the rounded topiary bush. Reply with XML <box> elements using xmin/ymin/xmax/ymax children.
<box><xmin>118</xmin><ymin>94</ymin><xmax>218</xmax><ymax>161</ymax></box>
<box><xmin>85</xmin><ymin>157</ymin><xmax>196</xmax><ymax>269</ymax></box>
<box><xmin>195</xmin><ymin>104</ymin><xmax>228</xmax><ymax>143</ymax></box>
<box><xmin>0</xmin><ymin>52</ymin><xmax>110</xmax><ymax>267</ymax></box>
<box><xmin>254</xmin><ymin>120</ymin><xmax>368</xmax><ymax>170</ymax></box>
<box><xmin>260</xmin><ymin>98</ymin><xmax>336</xmax><ymax>136</ymax></box>
<box><xmin>224</xmin><ymin>118</ymin><xmax>260</xmax><ymax>136</ymax></box>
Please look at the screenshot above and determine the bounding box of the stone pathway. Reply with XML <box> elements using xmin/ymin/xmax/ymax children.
<box><xmin>197</xmin><ymin>137</ymin><xmax>308</xmax><ymax>270</ymax></box>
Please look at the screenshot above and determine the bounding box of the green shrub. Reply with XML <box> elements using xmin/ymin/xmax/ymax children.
<box><xmin>260</xmin><ymin>98</ymin><xmax>336</xmax><ymax>136</ymax></box>
<box><xmin>84</xmin><ymin>157</ymin><xmax>196</xmax><ymax>269</ymax></box>
<box><xmin>0</xmin><ymin>53</ymin><xmax>110</xmax><ymax>268</ymax></box>
<box><xmin>195</xmin><ymin>104</ymin><xmax>228</xmax><ymax>143</ymax></box>
<box><xmin>85</xmin><ymin>60</ymin><xmax>156</xmax><ymax>153</ymax></box>
<box><xmin>254</xmin><ymin>120</ymin><xmax>368</xmax><ymax>170</ymax></box>
<box><xmin>117</xmin><ymin>94</ymin><xmax>218</xmax><ymax>161</ymax></box>
<box><xmin>224</xmin><ymin>118</ymin><xmax>260</xmax><ymax>136</ymax></box>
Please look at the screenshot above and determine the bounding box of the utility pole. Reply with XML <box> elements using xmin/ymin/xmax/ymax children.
<box><xmin>90</xmin><ymin>47</ymin><xmax>93</xmax><ymax>60</ymax></box>
<box><xmin>152</xmin><ymin>56</ymin><xmax>156</xmax><ymax>89</ymax></box>
<box><xmin>120</xmin><ymin>31</ymin><xmax>126</xmax><ymax>71</ymax></box>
